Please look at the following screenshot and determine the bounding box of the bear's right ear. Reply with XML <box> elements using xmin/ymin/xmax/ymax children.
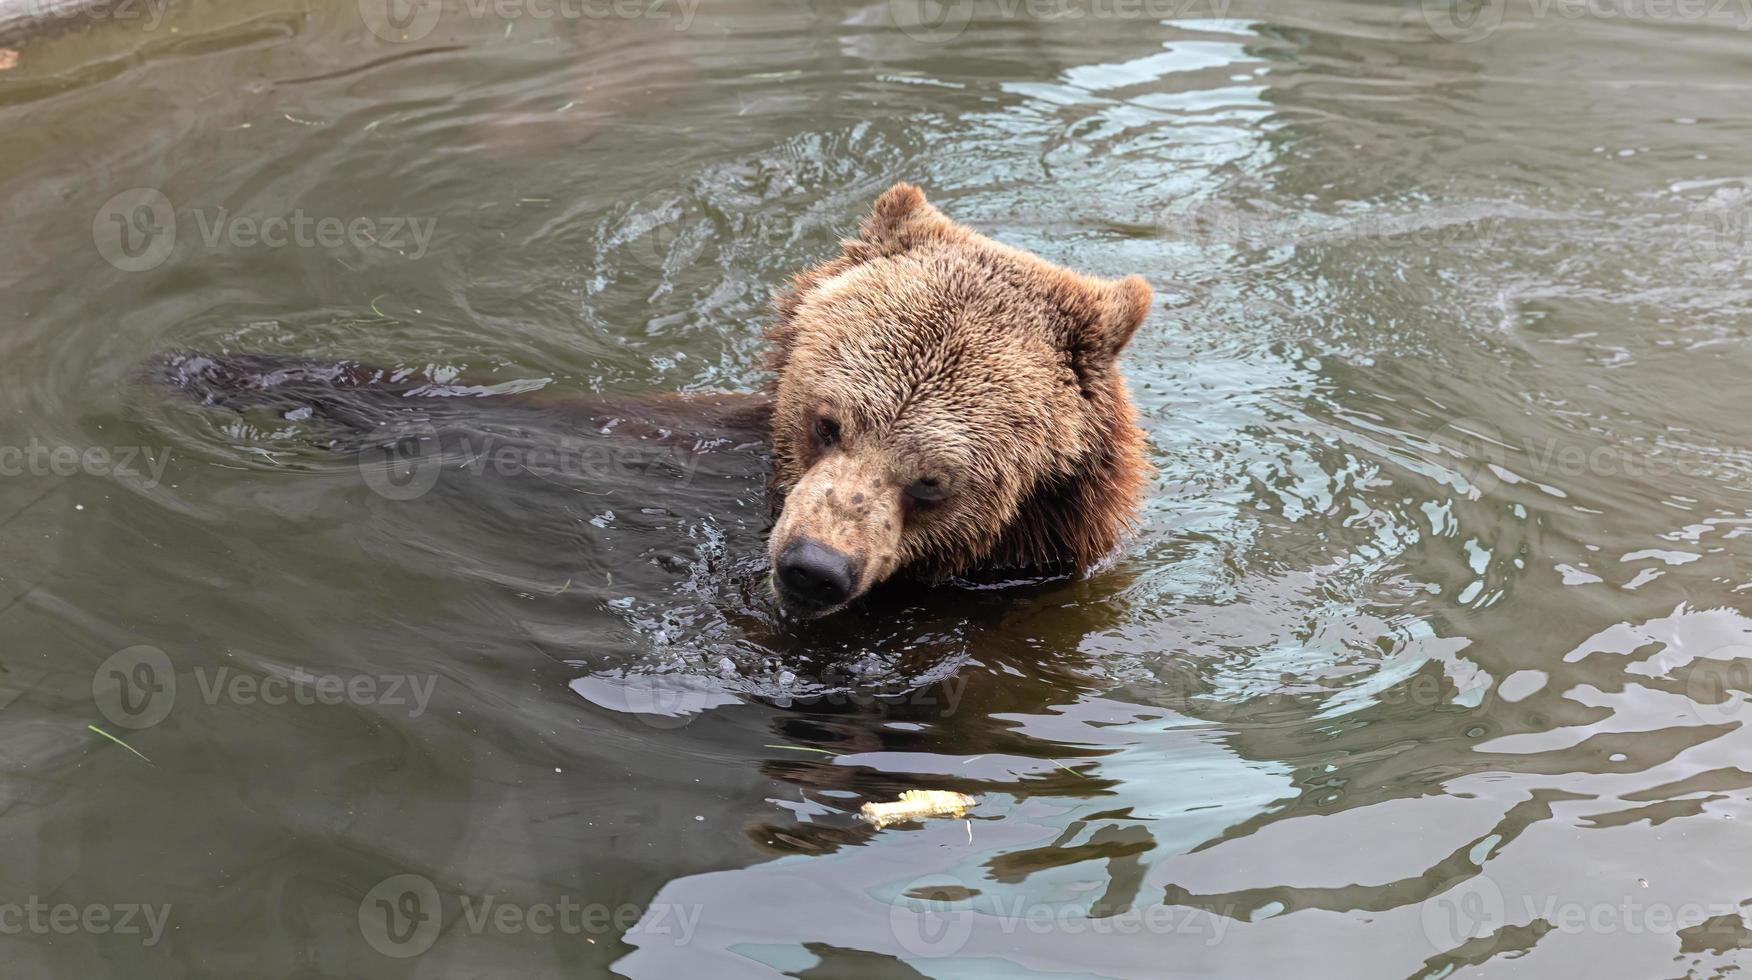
<box><xmin>846</xmin><ymin>183</ymin><xmax>952</xmax><ymax>258</ymax></box>
<box><xmin>1057</xmin><ymin>272</ymin><xmax>1152</xmax><ymax>373</ymax></box>
<box><xmin>1086</xmin><ymin>274</ymin><xmax>1152</xmax><ymax>362</ymax></box>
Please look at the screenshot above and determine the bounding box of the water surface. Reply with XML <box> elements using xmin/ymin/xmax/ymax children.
<box><xmin>1</xmin><ymin>0</ymin><xmax>1751</xmax><ymax>976</ymax></box>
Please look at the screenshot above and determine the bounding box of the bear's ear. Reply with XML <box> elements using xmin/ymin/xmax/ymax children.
<box><xmin>1073</xmin><ymin>274</ymin><xmax>1152</xmax><ymax>364</ymax></box>
<box><xmin>850</xmin><ymin>182</ymin><xmax>952</xmax><ymax>256</ymax></box>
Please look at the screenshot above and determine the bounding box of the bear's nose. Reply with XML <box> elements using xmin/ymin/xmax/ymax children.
<box><xmin>776</xmin><ymin>538</ymin><xmax>858</xmax><ymax>612</ymax></box>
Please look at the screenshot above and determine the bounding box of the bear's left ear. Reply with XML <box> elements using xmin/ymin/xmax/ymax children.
<box><xmin>1076</xmin><ymin>274</ymin><xmax>1153</xmax><ymax>363</ymax></box>
<box><xmin>850</xmin><ymin>182</ymin><xmax>954</xmax><ymax>257</ymax></box>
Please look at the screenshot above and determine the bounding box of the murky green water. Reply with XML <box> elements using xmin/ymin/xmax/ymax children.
<box><xmin>2</xmin><ymin>0</ymin><xmax>1751</xmax><ymax>976</ymax></box>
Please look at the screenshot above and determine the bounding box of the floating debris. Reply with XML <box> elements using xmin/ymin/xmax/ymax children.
<box><xmin>88</xmin><ymin>724</ymin><xmax>152</xmax><ymax>765</ymax></box>
<box><xmin>859</xmin><ymin>790</ymin><xmax>977</xmax><ymax>829</ymax></box>
<box><xmin>764</xmin><ymin>744</ymin><xmax>837</xmax><ymax>756</ymax></box>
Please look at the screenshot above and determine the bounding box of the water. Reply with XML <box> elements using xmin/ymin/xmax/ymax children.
<box><xmin>2</xmin><ymin>0</ymin><xmax>1750</xmax><ymax>976</ymax></box>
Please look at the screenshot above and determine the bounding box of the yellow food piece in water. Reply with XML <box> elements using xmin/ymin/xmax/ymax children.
<box><xmin>859</xmin><ymin>790</ymin><xmax>978</xmax><ymax>829</ymax></box>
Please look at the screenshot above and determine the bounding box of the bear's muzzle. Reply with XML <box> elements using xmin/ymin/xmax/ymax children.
<box><xmin>767</xmin><ymin>451</ymin><xmax>903</xmax><ymax>617</ymax></box>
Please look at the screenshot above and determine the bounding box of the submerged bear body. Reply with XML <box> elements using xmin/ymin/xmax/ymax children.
<box><xmin>164</xmin><ymin>184</ymin><xmax>1153</xmax><ymax>618</ymax></box>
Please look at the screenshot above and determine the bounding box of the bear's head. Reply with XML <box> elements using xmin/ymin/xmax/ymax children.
<box><xmin>764</xmin><ymin>183</ymin><xmax>1152</xmax><ymax>618</ymax></box>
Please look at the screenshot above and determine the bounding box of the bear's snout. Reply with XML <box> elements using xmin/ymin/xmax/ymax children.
<box><xmin>766</xmin><ymin>451</ymin><xmax>904</xmax><ymax>616</ymax></box>
<box><xmin>775</xmin><ymin>538</ymin><xmax>860</xmax><ymax>614</ymax></box>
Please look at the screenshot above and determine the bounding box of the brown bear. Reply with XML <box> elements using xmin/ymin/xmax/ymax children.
<box><xmin>763</xmin><ymin>183</ymin><xmax>1152</xmax><ymax>616</ymax></box>
<box><xmin>162</xmin><ymin>183</ymin><xmax>1153</xmax><ymax>619</ymax></box>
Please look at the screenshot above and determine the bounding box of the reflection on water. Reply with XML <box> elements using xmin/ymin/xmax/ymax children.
<box><xmin>1</xmin><ymin>0</ymin><xmax>1750</xmax><ymax>977</ymax></box>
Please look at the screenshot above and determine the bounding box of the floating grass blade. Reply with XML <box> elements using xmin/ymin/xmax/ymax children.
<box><xmin>88</xmin><ymin>724</ymin><xmax>153</xmax><ymax>765</ymax></box>
<box><xmin>764</xmin><ymin>744</ymin><xmax>838</xmax><ymax>756</ymax></box>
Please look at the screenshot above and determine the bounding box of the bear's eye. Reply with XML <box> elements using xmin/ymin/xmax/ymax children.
<box><xmin>813</xmin><ymin>416</ymin><xmax>841</xmax><ymax>448</ymax></box>
<box><xmin>904</xmin><ymin>476</ymin><xmax>951</xmax><ymax>504</ymax></box>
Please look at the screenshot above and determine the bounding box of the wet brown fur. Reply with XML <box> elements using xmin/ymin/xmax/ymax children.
<box><xmin>764</xmin><ymin>183</ymin><xmax>1151</xmax><ymax>608</ymax></box>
